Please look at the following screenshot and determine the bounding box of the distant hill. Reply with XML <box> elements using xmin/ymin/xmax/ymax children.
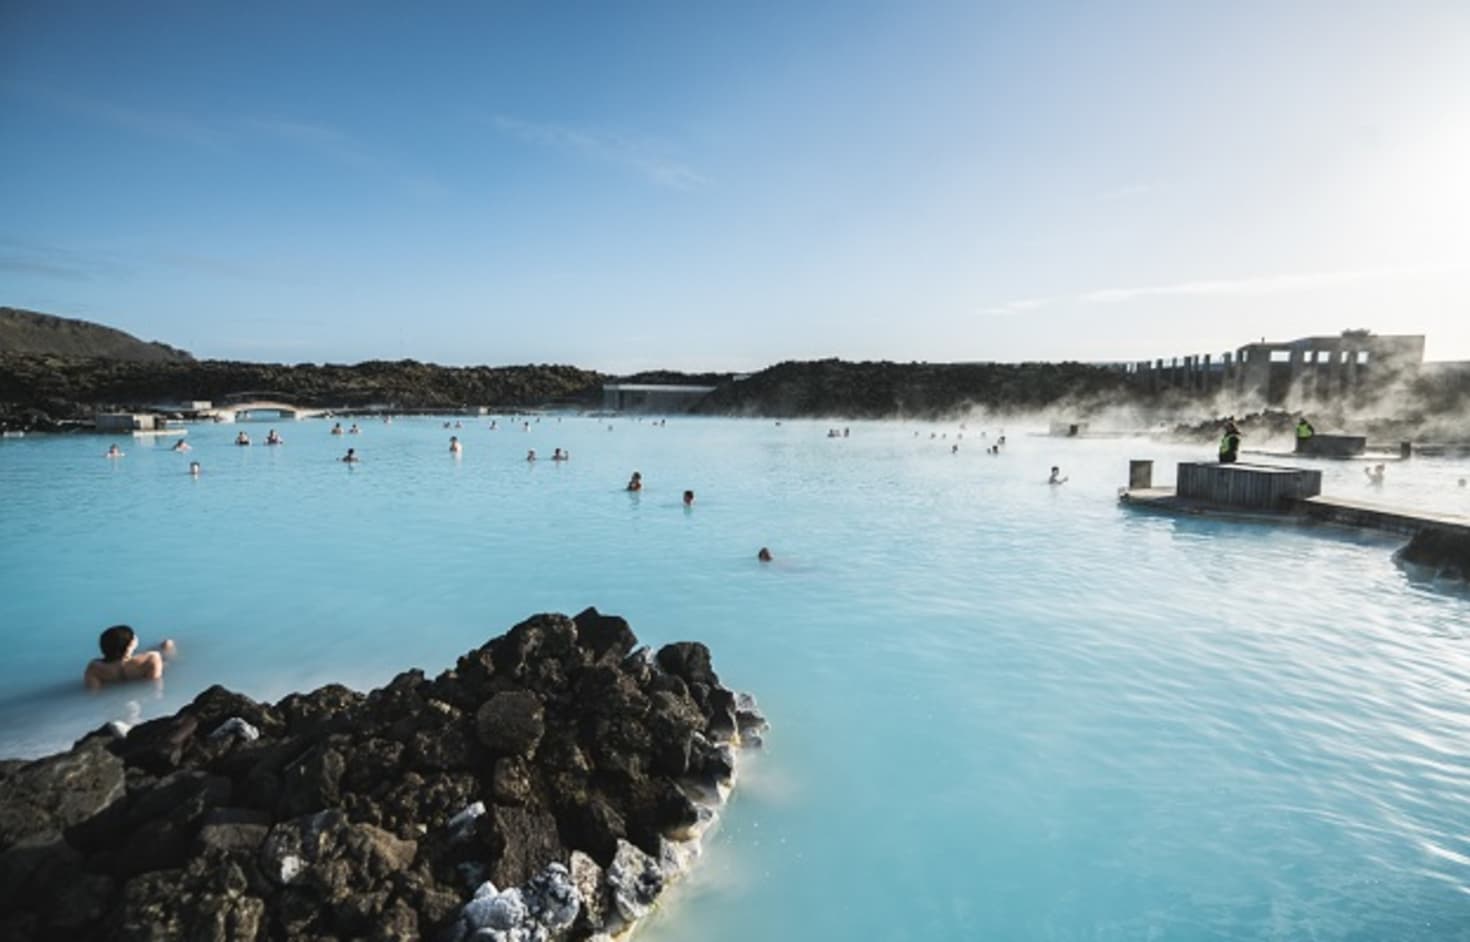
<box><xmin>0</xmin><ymin>307</ymin><xmax>193</xmax><ymax>362</ymax></box>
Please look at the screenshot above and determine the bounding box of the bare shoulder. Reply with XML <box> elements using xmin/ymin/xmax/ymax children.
<box><xmin>122</xmin><ymin>652</ymin><xmax>164</xmax><ymax>681</ymax></box>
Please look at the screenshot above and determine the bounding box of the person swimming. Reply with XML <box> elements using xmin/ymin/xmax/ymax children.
<box><xmin>1048</xmin><ymin>466</ymin><xmax>1069</xmax><ymax>485</ymax></box>
<box><xmin>626</xmin><ymin>471</ymin><xmax>642</xmax><ymax>491</ymax></box>
<box><xmin>1365</xmin><ymin>464</ymin><xmax>1386</xmax><ymax>484</ymax></box>
<box><xmin>342</xmin><ymin>448</ymin><xmax>359</xmax><ymax>463</ymax></box>
<box><xmin>189</xmin><ymin>461</ymin><xmax>201</xmax><ymax>476</ymax></box>
<box><xmin>348</xmin><ymin>423</ymin><xmax>361</xmax><ymax>435</ymax></box>
<box><xmin>552</xmin><ymin>448</ymin><xmax>568</xmax><ymax>461</ymax></box>
<box><xmin>83</xmin><ymin>625</ymin><xmax>176</xmax><ymax>690</ymax></box>
<box><xmin>449</xmin><ymin>436</ymin><xmax>462</xmax><ymax>454</ymax></box>
<box><xmin>235</xmin><ymin>431</ymin><xmax>251</xmax><ymax>446</ymax></box>
<box><xmin>105</xmin><ymin>444</ymin><xmax>124</xmax><ymax>458</ymax></box>
<box><xmin>331</xmin><ymin>422</ymin><xmax>344</xmax><ymax>435</ymax></box>
<box><xmin>172</xmin><ymin>439</ymin><xmax>191</xmax><ymax>452</ymax></box>
<box><xmin>758</xmin><ymin>547</ymin><xmax>773</xmax><ymax>562</ymax></box>
<box><xmin>683</xmin><ymin>489</ymin><xmax>695</xmax><ymax>506</ymax></box>
<box><xmin>526</xmin><ymin>449</ymin><xmax>537</xmax><ymax>461</ymax></box>
<box><xmin>266</xmin><ymin>429</ymin><xmax>283</xmax><ymax>445</ymax></box>
<box><xmin>952</xmin><ymin>444</ymin><xmax>959</xmax><ymax>454</ymax></box>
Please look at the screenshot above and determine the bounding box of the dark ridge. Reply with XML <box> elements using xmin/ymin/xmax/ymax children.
<box><xmin>0</xmin><ymin>308</ymin><xmax>193</xmax><ymax>363</ymax></box>
<box><xmin>691</xmin><ymin>358</ymin><xmax>1140</xmax><ymax>419</ymax></box>
<box><xmin>0</xmin><ymin>355</ymin><xmax>607</xmax><ymax>429</ymax></box>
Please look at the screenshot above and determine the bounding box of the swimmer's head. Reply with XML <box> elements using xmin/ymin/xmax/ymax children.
<box><xmin>683</xmin><ymin>490</ymin><xmax>695</xmax><ymax>505</ymax></box>
<box><xmin>99</xmin><ymin>624</ymin><xmax>136</xmax><ymax>662</ymax></box>
<box><xmin>758</xmin><ymin>547</ymin><xmax>772</xmax><ymax>562</ymax></box>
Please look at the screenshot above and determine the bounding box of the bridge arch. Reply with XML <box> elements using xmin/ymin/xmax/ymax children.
<box><xmin>203</xmin><ymin>400</ymin><xmax>327</xmax><ymax>422</ymax></box>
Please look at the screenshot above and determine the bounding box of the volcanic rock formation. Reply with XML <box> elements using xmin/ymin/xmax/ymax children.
<box><xmin>0</xmin><ymin>609</ymin><xmax>766</xmax><ymax>941</ymax></box>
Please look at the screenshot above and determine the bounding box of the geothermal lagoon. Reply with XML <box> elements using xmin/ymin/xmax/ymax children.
<box><xmin>2</xmin><ymin>416</ymin><xmax>1469</xmax><ymax>939</ymax></box>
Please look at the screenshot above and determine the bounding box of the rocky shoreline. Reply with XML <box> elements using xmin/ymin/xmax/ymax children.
<box><xmin>0</xmin><ymin>610</ymin><xmax>767</xmax><ymax>941</ymax></box>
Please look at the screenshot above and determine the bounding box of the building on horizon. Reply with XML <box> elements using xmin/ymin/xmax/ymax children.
<box><xmin>601</xmin><ymin>383</ymin><xmax>717</xmax><ymax>413</ymax></box>
<box><xmin>1123</xmin><ymin>330</ymin><xmax>1427</xmax><ymax>405</ymax></box>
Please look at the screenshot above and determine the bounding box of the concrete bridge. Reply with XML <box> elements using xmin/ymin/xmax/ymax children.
<box><xmin>201</xmin><ymin>400</ymin><xmax>328</xmax><ymax>422</ymax></box>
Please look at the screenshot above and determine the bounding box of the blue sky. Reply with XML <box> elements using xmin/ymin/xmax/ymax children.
<box><xmin>2</xmin><ymin>1</ymin><xmax>1468</xmax><ymax>370</ymax></box>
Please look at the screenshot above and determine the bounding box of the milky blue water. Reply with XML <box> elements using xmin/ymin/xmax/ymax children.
<box><xmin>3</xmin><ymin>417</ymin><xmax>1469</xmax><ymax>940</ymax></box>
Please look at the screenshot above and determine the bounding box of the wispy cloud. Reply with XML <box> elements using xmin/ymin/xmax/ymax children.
<box><xmin>0</xmin><ymin>237</ymin><xmax>131</xmax><ymax>283</ymax></box>
<box><xmin>492</xmin><ymin>115</ymin><xmax>705</xmax><ymax>190</ymax></box>
<box><xmin>4</xmin><ymin>81</ymin><xmax>444</xmax><ymax>196</ymax></box>
<box><xmin>153</xmin><ymin>251</ymin><xmax>279</xmax><ymax>282</ymax></box>
<box><xmin>1095</xmin><ymin>182</ymin><xmax>1157</xmax><ymax>202</ymax></box>
<box><xmin>0</xmin><ymin>236</ymin><xmax>299</xmax><ymax>286</ymax></box>
<box><xmin>2</xmin><ymin>80</ymin><xmax>229</xmax><ymax>151</ymax></box>
<box><xmin>982</xmin><ymin>265</ymin><xmax>1467</xmax><ymax>317</ymax></box>
<box><xmin>237</xmin><ymin>116</ymin><xmax>450</xmax><ymax>196</ymax></box>
<box><xmin>237</xmin><ymin>117</ymin><xmax>376</xmax><ymax>171</ymax></box>
<box><xmin>980</xmin><ymin>296</ymin><xmax>1054</xmax><ymax>317</ymax></box>
<box><xmin>1081</xmin><ymin>265</ymin><xmax>1465</xmax><ymax>304</ymax></box>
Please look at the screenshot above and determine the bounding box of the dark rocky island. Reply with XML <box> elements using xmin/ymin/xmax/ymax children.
<box><xmin>0</xmin><ymin>609</ymin><xmax>766</xmax><ymax>941</ymax></box>
<box><xmin>1394</xmin><ymin>527</ymin><xmax>1470</xmax><ymax>582</ymax></box>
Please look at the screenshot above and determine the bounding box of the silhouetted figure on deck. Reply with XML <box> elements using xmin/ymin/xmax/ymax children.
<box><xmin>1218</xmin><ymin>420</ymin><xmax>1242</xmax><ymax>464</ymax></box>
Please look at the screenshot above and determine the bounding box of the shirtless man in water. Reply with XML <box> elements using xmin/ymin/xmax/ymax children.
<box><xmin>83</xmin><ymin>625</ymin><xmax>176</xmax><ymax>690</ymax></box>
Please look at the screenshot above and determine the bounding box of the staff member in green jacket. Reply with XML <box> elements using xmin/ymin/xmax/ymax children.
<box><xmin>1219</xmin><ymin>419</ymin><xmax>1242</xmax><ymax>464</ymax></box>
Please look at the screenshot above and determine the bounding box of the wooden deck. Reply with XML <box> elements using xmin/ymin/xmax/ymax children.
<box><xmin>1293</xmin><ymin>495</ymin><xmax>1470</xmax><ymax>537</ymax></box>
<box><xmin>1118</xmin><ymin>486</ymin><xmax>1306</xmax><ymax>524</ymax></box>
<box><xmin>1176</xmin><ymin>461</ymin><xmax>1322</xmax><ymax>511</ymax></box>
<box><xmin>1119</xmin><ymin>465</ymin><xmax>1470</xmax><ymax>541</ymax></box>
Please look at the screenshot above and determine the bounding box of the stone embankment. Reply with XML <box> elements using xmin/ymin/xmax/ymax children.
<box><xmin>0</xmin><ymin>609</ymin><xmax>767</xmax><ymax>941</ymax></box>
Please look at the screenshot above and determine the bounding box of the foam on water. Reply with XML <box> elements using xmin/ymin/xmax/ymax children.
<box><xmin>3</xmin><ymin>417</ymin><xmax>1469</xmax><ymax>939</ymax></box>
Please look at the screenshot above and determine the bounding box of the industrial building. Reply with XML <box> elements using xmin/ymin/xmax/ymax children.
<box><xmin>601</xmin><ymin>383</ymin><xmax>717</xmax><ymax>413</ymax></box>
<box><xmin>1123</xmin><ymin>331</ymin><xmax>1426</xmax><ymax>404</ymax></box>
